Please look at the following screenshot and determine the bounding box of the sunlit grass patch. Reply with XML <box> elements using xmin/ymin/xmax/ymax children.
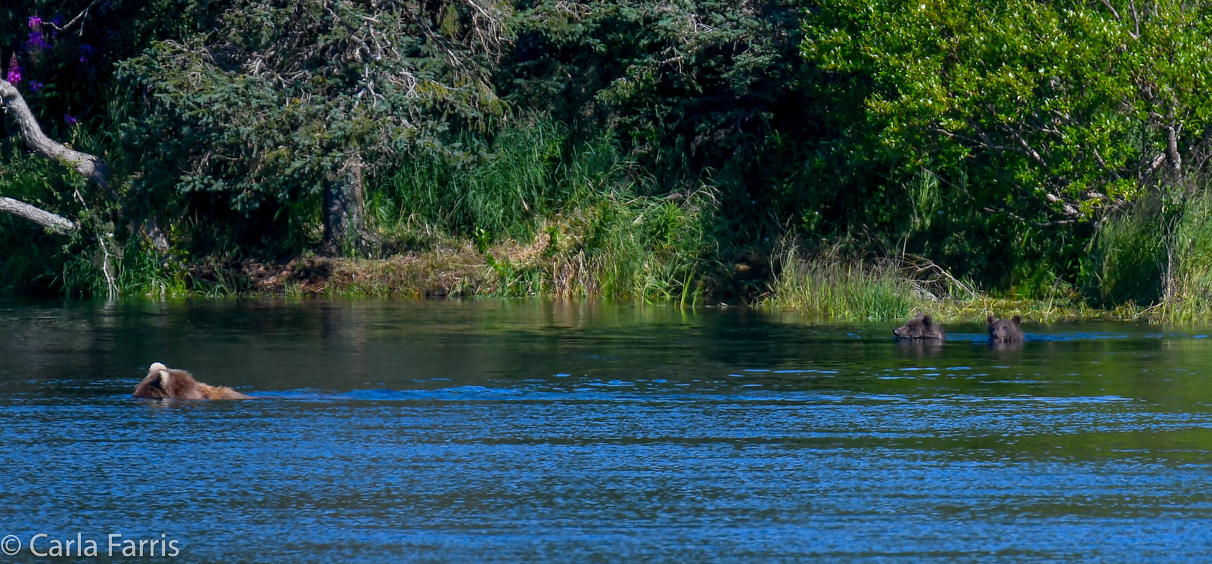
<box><xmin>765</xmin><ymin>249</ymin><xmax>924</xmax><ymax>321</ymax></box>
<box><xmin>1154</xmin><ymin>195</ymin><xmax>1212</xmax><ymax>323</ymax></box>
<box><xmin>764</xmin><ymin>245</ymin><xmax>1121</xmax><ymax>323</ymax></box>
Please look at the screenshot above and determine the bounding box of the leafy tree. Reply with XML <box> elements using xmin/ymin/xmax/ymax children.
<box><xmin>118</xmin><ymin>0</ymin><xmax>511</xmax><ymax>254</ymax></box>
<box><xmin>802</xmin><ymin>0</ymin><xmax>1212</xmax><ymax>228</ymax></box>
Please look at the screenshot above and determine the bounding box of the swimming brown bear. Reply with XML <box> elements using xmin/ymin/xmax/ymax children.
<box><xmin>893</xmin><ymin>312</ymin><xmax>945</xmax><ymax>340</ymax></box>
<box><xmin>986</xmin><ymin>315</ymin><xmax>1025</xmax><ymax>343</ymax></box>
<box><xmin>133</xmin><ymin>363</ymin><xmax>251</xmax><ymax>400</ymax></box>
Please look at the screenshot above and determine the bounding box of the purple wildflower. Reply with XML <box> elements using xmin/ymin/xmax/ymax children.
<box><xmin>29</xmin><ymin>81</ymin><xmax>42</xmax><ymax>92</ymax></box>
<box><xmin>64</xmin><ymin>114</ymin><xmax>77</xmax><ymax>125</ymax></box>
<box><xmin>29</xmin><ymin>15</ymin><xmax>42</xmax><ymax>28</ymax></box>
<box><xmin>6</xmin><ymin>54</ymin><xmax>21</xmax><ymax>84</ymax></box>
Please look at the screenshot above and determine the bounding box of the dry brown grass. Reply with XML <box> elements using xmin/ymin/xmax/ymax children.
<box><xmin>326</xmin><ymin>242</ymin><xmax>495</xmax><ymax>297</ymax></box>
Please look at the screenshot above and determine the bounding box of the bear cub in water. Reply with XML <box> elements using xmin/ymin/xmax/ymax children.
<box><xmin>986</xmin><ymin>315</ymin><xmax>1025</xmax><ymax>343</ymax></box>
<box><xmin>133</xmin><ymin>363</ymin><xmax>251</xmax><ymax>400</ymax></box>
<box><xmin>893</xmin><ymin>312</ymin><xmax>945</xmax><ymax>340</ymax></box>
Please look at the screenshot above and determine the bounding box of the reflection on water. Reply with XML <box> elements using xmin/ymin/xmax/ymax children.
<box><xmin>894</xmin><ymin>338</ymin><xmax>944</xmax><ymax>358</ymax></box>
<box><xmin>2</xmin><ymin>300</ymin><xmax>1212</xmax><ymax>561</ymax></box>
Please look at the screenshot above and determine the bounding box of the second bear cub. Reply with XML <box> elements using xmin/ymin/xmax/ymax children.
<box><xmin>986</xmin><ymin>315</ymin><xmax>1025</xmax><ymax>343</ymax></box>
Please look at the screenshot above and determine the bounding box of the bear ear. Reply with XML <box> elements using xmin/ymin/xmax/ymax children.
<box><xmin>916</xmin><ymin>311</ymin><xmax>926</xmax><ymax>318</ymax></box>
<box><xmin>149</xmin><ymin>362</ymin><xmax>167</xmax><ymax>373</ymax></box>
<box><xmin>987</xmin><ymin>314</ymin><xmax>996</xmax><ymax>324</ymax></box>
<box><xmin>922</xmin><ymin>315</ymin><xmax>933</xmax><ymax>326</ymax></box>
<box><xmin>1012</xmin><ymin>315</ymin><xmax>1022</xmax><ymax>325</ymax></box>
<box><xmin>158</xmin><ymin>369</ymin><xmax>172</xmax><ymax>390</ymax></box>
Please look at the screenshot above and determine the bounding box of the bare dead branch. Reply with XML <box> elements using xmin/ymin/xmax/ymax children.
<box><xmin>1005</xmin><ymin>127</ymin><xmax>1048</xmax><ymax>167</ymax></box>
<box><xmin>903</xmin><ymin>255</ymin><xmax>977</xmax><ymax>297</ymax></box>
<box><xmin>46</xmin><ymin>0</ymin><xmax>102</xmax><ymax>36</ymax></box>
<box><xmin>1149</xmin><ymin>152</ymin><xmax>1167</xmax><ymax>172</ymax></box>
<box><xmin>0</xmin><ymin>197</ymin><xmax>76</xmax><ymax>233</ymax></box>
<box><xmin>1</xmin><ymin>78</ymin><xmax>109</xmax><ymax>189</ymax></box>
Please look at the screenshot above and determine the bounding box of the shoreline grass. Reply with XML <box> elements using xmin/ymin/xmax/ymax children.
<box><xmin>761</xmin><ymin>247</ymin><xmax>1153</xmax><ymax>324</ymax></box>
<box><xmin>14</xmin><ymin>172</ymin><xmax>1212</xmax><ymax>326</ymax></box>
<box><xmin>16</xmin><ymin>219</ymin><xmax>1197</xmax><ymax>324</ymax></box>
<box><xmin>79</xmin><ymin>241</ymin><xmax>1174</xmax><ymax>325</ymax></box>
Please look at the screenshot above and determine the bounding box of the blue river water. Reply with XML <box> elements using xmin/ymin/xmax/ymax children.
<box><xmin>1</xmin><ymin>299</ymin><xmax>1211</xmax><ymax>562</ymax></box>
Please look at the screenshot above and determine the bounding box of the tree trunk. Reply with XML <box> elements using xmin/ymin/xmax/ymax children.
<box><xmin>1166</xmin><ymin>123</ymin><xmax>1182</xmax><ymax>175</ymax></box>
<box><xmin>1165</xmin><ymin>101</ymin><xmax>1182</xmax><ymax>176</ymax></box>
<box><xmin>322</xmin><ymin>158</ymin><xmax>364</xmax><ymax>254</ymax></box>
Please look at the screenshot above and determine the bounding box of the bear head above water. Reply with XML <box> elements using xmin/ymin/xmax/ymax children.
<box><xmin>133</xmin><ymin>363</ymin><xmax>251</xmax><ymax>400</ymax></box>
<box><xmin>893</xmin><ymin>312</ymin><xmax>945</xmax><ymax>340</ymax></box>
<box><xmin>986</xmin><ymin>315</ymin><xmax>1024</xmax><ymax>343</ymax></box>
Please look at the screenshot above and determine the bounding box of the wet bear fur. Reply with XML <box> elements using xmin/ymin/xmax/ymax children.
<box><xmin>986</xmin><ymin>315</ymin><xmax>1025</xmax><ymax>343</ymax></box>
<box><xmin>893</xmin><ymin>312</ymin><xmax>945</xmax><ymax>340</ymax></box>
<box><xmin>133</xmin><ymin>363</ymin><xmax>251</xmax><ymax>400</ymax></box>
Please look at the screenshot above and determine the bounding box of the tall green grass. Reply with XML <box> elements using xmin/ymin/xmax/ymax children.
<box><xmin>766</xmin><ymin>247</ymin><xmax>927</xmax><ymax>321</ymax></box>
<box><xmin>60</xmin><ymin>237</ymin><xmax>189</xmax><ymax>299</ymax></box>
<box><xmin>1085</xmin><ymin>188</ymin><xmax>1212</xmax><ymax>323</ymax></box>
<box><xmin>1155</xmin><ymin>194</ymin><xmax>1212</xmax><ymax>322</ymax></box>
<box><xmin>515</xmin><ymin>192</ymin><xmax>711</xmax><ymax>301</ymax></box>
<box><xmin>765</xmin><ymin>245</ymin><xmax>1110</xmax><ymax>322</ymax></box>
<box><xmin>1088</xmin><ymin>200</ymin><xmax>1169</xmax><ymax>307</ymax></box>
<box><xmin>370</xmin><ymin>119</ymin><xmax>566</xmax><ymax>240</ymax></box>
<box><xmin>366</xmin><ymin>118</ymin><xmax>712</xmax><ymax>301</ymax></box>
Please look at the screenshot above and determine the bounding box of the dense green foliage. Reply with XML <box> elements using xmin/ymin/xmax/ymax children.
<box><xmin>4</xmin><ymin>0</ymin><xmax>1212</xmax><ymax>317</ymax></box>
<box><xmin>802</xmin><ymin>0</ymin><xmax>1212</xmax><ymax>287</ymax></box>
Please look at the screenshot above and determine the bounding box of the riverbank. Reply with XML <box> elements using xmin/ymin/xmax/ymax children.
<box><xmin>128</xmin><ymin>244</ymin><xmax>1176</xmax><ymax>325</ymax></box>
<box><xmin>762</xmin><ymin>251</ymin><xmax>1157</xmax><ymax>323</ymax></box>
<box><xmin>39</xmin><ymin>186</ymin><xmax>1209</xmax><ymax>325</ymax></box>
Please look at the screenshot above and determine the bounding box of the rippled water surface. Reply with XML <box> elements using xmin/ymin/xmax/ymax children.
<box><xmin>3</xmin><ymin>300</ymin><xmax>1212</xmax><ymax>562</ymax></box>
